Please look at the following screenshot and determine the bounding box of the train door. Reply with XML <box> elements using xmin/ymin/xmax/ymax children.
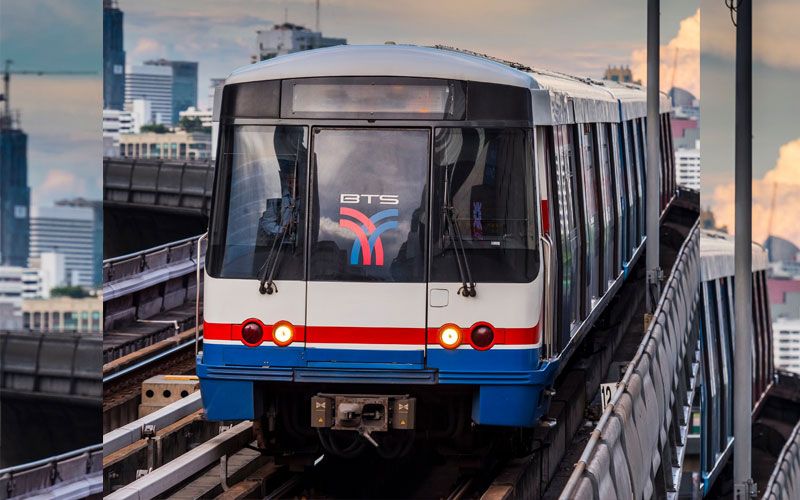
<box><xmin>305</xmin><ymin>128</ymin><xmax>430</xmax><ymax>367</ymax></box>
<box><xmin>577</xmin><ymin>124</ymin><xmax>600</xmax><ymax>309</ymax></box>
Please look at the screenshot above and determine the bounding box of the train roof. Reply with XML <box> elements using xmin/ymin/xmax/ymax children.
<box><xmin>699</xmin><ymin>229</ymin><xmax>769</xmax><ymax>282</ymax></box>
<box><xmin>222</xmin><ymin>45</ymin><xmax>670</xmax><ymax>126</ymax></box>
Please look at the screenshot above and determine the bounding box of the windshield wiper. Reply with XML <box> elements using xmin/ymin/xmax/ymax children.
<box><xmin>258</xmin><ymin>205</ymin><xmax>295</xmax><ymax>295</ymax></box>
<box><xmin>442</xmin><ymin>166</ymin><xmax>476</xmax><ymax>297</ymax></box>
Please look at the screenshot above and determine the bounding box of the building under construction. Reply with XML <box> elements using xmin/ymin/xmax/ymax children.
<box><xmin>0</xmin><ymin>107</ymin><xmax>31</xmax><ymax>267</ymax></box>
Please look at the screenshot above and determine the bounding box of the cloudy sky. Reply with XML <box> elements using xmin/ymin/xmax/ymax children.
<box><xmin>0</xmin><ymin>0</ymin><xmax>101</xmax><ymax>207</ymax></box>
<box><xmin>123</xmin><ymin>0</ymin><xmax>697</xmax><ymax>108</ymax></box>
<box><xmin>701</xmin><ymin>0</ymin><xmax>800</xmax><ymax>246</ymax></box>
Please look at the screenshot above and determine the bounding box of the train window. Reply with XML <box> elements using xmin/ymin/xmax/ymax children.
<box><xmin>610</xmin><ymin>125</ymin><xmax>628</xmax><ymax>266</ymax></box>
<box><xmin>716</xmin><ymin>279</ymin><xmax>733</xmax><ymax>446</ymax></box>
<box><xmin>309</xmin><ymin>128</ymin><xmax>429</xmax><ymax>282</ymax></box>
<box><xmin>208</xmin><ymin>125</ymin><xmax>308</xmax><ymax>280</ymax></box>
<box><xmin>577</xmin><ymin>124</ymin><xmax>600</xmax><ymax>305</ymax></box>
<box><xmin>621</xmin><ymin>123</ymin><xmax>637</xmax><ymax>259</ymax></box>
<box><xmin>634</xmin><ymin>119</ymin><xmax>646</xmax><ymax>241</ymax></box>
<box><xmin>702</xmin><ymin>281</ymin><xmax>721</xmax><ymax>457</ymax></box>
<box><xmin>548</xmin><ymin>125</ymin><xmax>581</xmax><ymax>339</ymax></box>
<box><xmin>431</xmin><ymin>128</ymin><xmax>539</xmax><ymax>283</ymax></box>
<box><xmin>595</xmin><ymin>124</ymin><xmax>615</xmax><ymax>290</ymax></box>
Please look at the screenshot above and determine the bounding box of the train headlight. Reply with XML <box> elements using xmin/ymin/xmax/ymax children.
<box><xmin>272</xmin><ymin>321</ymin><xmax>295</xmax><ymax>347</ymax></box>
<box><xmin>438</xmin><ymin>324</ymin><xmax>463</xmax><ymax>349</ymax></box>
<box><xmin>241</xmin><ymin>322</ymin><xmax>264</xmax><ymax>347</ymax></box>
<box><xmin>470</xmin><ymin>324</ymin><xmax>495</xmax><ymax>349</ymax></box>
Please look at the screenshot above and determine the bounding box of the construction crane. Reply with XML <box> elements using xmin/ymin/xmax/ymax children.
<box><xmin>1</xmin><ymin>59</ymin><xmax>96</xmax><ymax>128</ymax></box>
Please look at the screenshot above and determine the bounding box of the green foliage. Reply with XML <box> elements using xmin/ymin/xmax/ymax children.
<box><xmin>178</xmin><ymin>116</ymin><xmax>210</xmax><ymax>134</ymax></box>
<box><xmin>140</xmin><ymin>123</ymin><xmax>170</xmax><ymax>133</ymax></box>
<box><xmin>50</xmin><ymin>286</ymin><xmax>90</xmax><ymax>298</ymax></box>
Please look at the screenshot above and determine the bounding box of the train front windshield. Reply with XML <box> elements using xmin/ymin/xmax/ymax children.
<box><xmin>209</xmin><ymin>126</ymin><xmax>538</xmax><ymax>284</ymax></box>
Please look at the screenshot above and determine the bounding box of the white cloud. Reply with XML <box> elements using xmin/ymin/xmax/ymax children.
<box><xmin>710</xmin><ymin>138</ymin><xmax>800</xmax><ymax>246</ymax></box>
<box><xmin>631</xmin><ymin>9</ymin><xmax>700</xmax><ymax>96</ymax></box>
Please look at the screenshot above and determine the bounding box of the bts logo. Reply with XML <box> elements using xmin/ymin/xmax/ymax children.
<box><xmin>340</xmin><ymin>193</ymin><xmax>400</xmax><ymax>205</ymax></box>
<box><xmin>339</xmin><ymin>204</ymin><xmax>399</xmax><ymax>266</ymax></box>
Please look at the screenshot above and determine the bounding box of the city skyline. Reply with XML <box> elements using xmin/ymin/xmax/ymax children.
<box><xmin>122</xmin><ymin>0</ymin><xmax>697</xmax><ymax>109</ymax></box>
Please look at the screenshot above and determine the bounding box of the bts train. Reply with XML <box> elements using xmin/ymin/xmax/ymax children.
<box><xmin>197</xmin><ymin>44</ymin><xmax>676</xmax><ymax>457</ymax></box>
<box><xmin>694</xmin><ymin>230</ymin><xmax>773</xmax><ymax>494</ymax></box>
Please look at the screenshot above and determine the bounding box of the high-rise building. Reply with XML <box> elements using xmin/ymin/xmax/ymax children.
<box><xmin>675</xmin><ymin>141</ymin><xmax>700</xmax><ymax>191</ymax></box>
<box><xmin>145</xmin><ymin>59</ymin><xmax>198</xmax><ymax>124</ymax></box>
<box><xmin>0</xmin><ymin>114</ymin><xmax>31</xmax><ymax>267</ymax></box>
<box><xmin>254</xmin><ymin>23</ymin><xmax>346</xmax><ymax>62</ymax></box>
<box><xmin>773</xmin><ymin>319</ymin><xmax>800</xmax><ymax>375</ymax></box>
<box><xmin>103</xmin><ymin>0</ymin><xmax>126</xmax><ymax>110</ymax></box>
<box><xmin>29</xmin><ymin>205</ymin><xmax>98</xmax><ymax>289</ymax></box>
<box><xmin>125</xmin><ymin>64</ymin><xmax>173</xmax><ymax>126</ymax></box>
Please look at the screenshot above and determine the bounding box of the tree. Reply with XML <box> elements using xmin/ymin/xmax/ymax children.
<box><xmin>140</xmin><ymin>123</ymin><xmax>169</xmax><ymax>133</ymax></box>
<box><xmin>50</xmin><ymin>286</ymin><xmax>90</xmax><ymax>299</ymax></box>
<box><xmin>178</xmin><ymin>116</ymin><xmax>211</xmax><ymax>134</ymax></box>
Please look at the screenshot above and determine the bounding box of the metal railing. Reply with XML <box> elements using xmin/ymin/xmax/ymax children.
<box><xmin>0</xmin><ymin>444</ymin><xmax>102</xmax><ymax>499</ymax></box>
<box><xmin>762</xmin><ymin>418</ymin><xmax>800</xmax><ymax>499</ymax></box>
<box><xmin>560</xmin><ymin>222</ymin><xmax>700</xmax><ymax>499</ymax></box>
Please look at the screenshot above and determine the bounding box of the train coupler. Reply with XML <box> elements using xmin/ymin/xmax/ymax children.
<box><xmin>310</xmin><ymin>394</ymin><xmax>416</xmax><ymax>436</ymax></box>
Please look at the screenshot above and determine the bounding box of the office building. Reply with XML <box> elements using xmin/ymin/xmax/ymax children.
<box><xmin>0</xmin><ymin>266</ymin><xmax>23</xmax><ymax>329</ymax></box>
<box><xmin>0</xmin><ymin>115</ymin><xmax>31</xmax><ymax>267</ymax></box>
<box><xmin>120</xmin><ymin>130</ymin><xmax>212</xmax><ymax>160</ymax></box>
<box><xmin>145</xmin><ymin>59</ymin><xmax>198</xmax><ymax>124</ymax></box>
<box><xmin>774</xmin><ymin>319</ymin><xmax>800</xmax><ymax>374</ymax></box>
<box><xmin>103</xmin><ymin>108</ymin><xmax>134</xmax><ymax>156</ymax></box>
<box><xmin>254</xmin><ymin>23</ymin><xmax>346</xmax><ymax>62</ymax></box>
<box><xmin>675</xmin><ymin>141</ymin><xmax>700</xmax><ymax>191</ymax></box>
<box><xmin>103</xmin><ymin>0</ymin><xmax>126</xmax><ymax>110</ymax></box>
<box><xmin>29</xmin><ymin>205</ymin><xmax>97</xmax><ymax>289</ymax></box>
<box><xmin>125</xmin><ymin>64</ymin><xmax>173</xmax><ymax>126</ymax></box>
<box><xmin>22</xmin><ymin>296</ymin><xmax>102</xmax><ymax>333</ymax></box>
<box><xmin>55</xmin><ymin>199</ymin><xmax>103</xmax><ymax>287</ymax></box>
<box><xmin>769</xmin><ymin>279</ymin><xmax>800</xmax><ymax>320</ymax></box>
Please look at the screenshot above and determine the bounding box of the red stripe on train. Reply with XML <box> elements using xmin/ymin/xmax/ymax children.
<box><xmin>206</xmin><ymin>322</ymin><xmax>539</xmax><ymax>346</ymax></box>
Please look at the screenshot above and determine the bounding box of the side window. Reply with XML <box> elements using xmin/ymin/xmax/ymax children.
<box><xmin>595</xmin><ymin>124</ymin><xmax>615</xmax><ymax>287</ymax></box>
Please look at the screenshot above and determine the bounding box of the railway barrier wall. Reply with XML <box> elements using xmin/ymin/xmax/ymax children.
<box><xmin>103</xmin><ymin>157</ymin><xmax>214</xmax><ymax>215</ymax></box>
<box><xmin>560</xmin><ymin>222</ymin><xmax>701</xmax><ymax>499</ymax></box>
<box><xmin>0</xmin><ymin>332</ymin><xmax>102</xmax><ymax>399</ymax></box>
<box><xmin>762</xmin><ymin>418</ymin><xmax>800</xmax><ymax>499</ymax></box>
<box><xmin>103</xmin><ymin>235</ymin><xmax>206</xmax><ymax>340</ymax></box>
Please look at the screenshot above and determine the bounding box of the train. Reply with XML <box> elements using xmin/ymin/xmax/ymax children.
<box><xmin>692</xmin><ymin>230</ymin><xmax>773</xmax><ymax>493</ymax></box>
<box><xmin>196</xmin><ymin>44</ymin><xmax>676</xmax><ymax>457</ymax></box>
